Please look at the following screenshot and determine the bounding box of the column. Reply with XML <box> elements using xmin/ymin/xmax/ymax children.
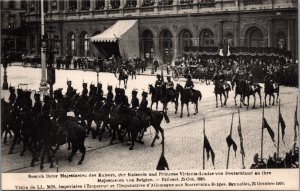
<box><xmin>153</xmin><ymin>36</ymin><xmax>160</xmax><ymax>61</ymax></box>
<box><xmin>77</xmin><ymin>0</ymin><xmax>81</xmax><ymax>11</ymax></box>
<box><xmin>287</xmin><ymin>20</ymin><xmax>295</xmax><ymax>55</ymax></box>
<box><xmin>233</xmin><ymin>20</ymin><xmax>240</xmax><ymax>47</ymax></box>
<box><xmin>136</xmin><ymin>0</ymin><xmax>141</xmax><ymax>14</ymax></box>
<box><xmin>64</xmin><ymin>0</ymin><xmax>69</xmax><ymax>12</ymax></box>
<box><xmin>173</xmin><ymin>36</ymin><xmax>178</xmax><ymax>61</ymax></box>
<box><xmin>120</xmin><ymin>0</ymin><xmax>124</xmax><ymax>8</ymax></box>
<box><xmin>48</xmin><ymin>0</ymin><xmax>52</xmax><ymax>13</ymax></box>
<box><xmin>267</xmin><ymin>20</ymin><xmax>273</xmax><ymax>47</ymax></box>
<box><xmin>90</xmin><ymin>0</ymin><xmax>95</xmax><ymax>10</ymax></box>
<box><xmin>218</xmin><ymin>21</ymin><xmax>223</xmax><ymax>44</ymax></box>
<box><xmin>173</xmin><ymin>0</ymin><xmax>177</xmax><ymax>13</ymax></box>
<box><xmin>154</xmin><ymin>0</ymin><xmax>159</xmax><ymax>13</ymax></box>
<box><xmin>235</xmin><ymin>0</ymin><xmax>239</xmax><ymax>11</ymax></box>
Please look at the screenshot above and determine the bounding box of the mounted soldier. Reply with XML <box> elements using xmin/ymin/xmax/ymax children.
<box><xmin>131</xmin><ymin>89</ymin><xmax>139</xmax><ymax>110</ymax></box>
<box><xmin>66</xmin><ymin>80</ymin><xmax>74</xmax><ymax>98</ymax></box>
<box><xmin>119</xmin><ymin>88</ymin><xmax>129</xmax><ymax>107</ymax></box>
<box><xmin>107</xmin><ymin>85</ymin><xmax>114</xmax><ymax>103</ymax></box>
<box><xmin>89</xmin><ymin>84</ymin><xmax>96</xmax><ymax>97</ymax></box>
<box><xmin>184</xmin><ymin>74</ymin><xmax>194</xmax><ymax>99</ymax></box>
<box><xmin>41</xmin><ymin>95</ymin><xmax>51</xmax><ymax>116</ymax></box>
<box><xmin>166</xmin><ymin>76</ymin><xmax>175</xmax><ymax>97</ymax></box>
<box><xmin>137</xmin><ymin>91</ymin><xmax>150</xmax><ymax>131</ymax></box>
<box><xmin>114</xmin><ymin>88</ymin><xmax>122</xmax><ymax>105</ymax></box>
<box><xmin>8</xmin><ymin>86</ymin><xmax>16</xmax><ymax>106</ymax></box>
<box><xmin>155</xmin><ymin>74</ymin><xmax>163</xmax><ymax>101</ymax></box>
<box><xmin>96</xmin><ymin>83</ymin><xmax>104</xmax><ymax>100</ymax></box>
<box><xmin>81</xmin><ymin>82</ymin><xmax>89</xmax><ymax>102</ymax></box>
<box><xmin>32</xmin><ymin>93</ymin><xmax>42</xmax><ymax>118</ymax></box>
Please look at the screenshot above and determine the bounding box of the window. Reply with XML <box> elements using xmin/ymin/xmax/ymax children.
<box><xmin>142</xmin><ymin>0</ymin><xmax>154</xmax><ymax>7</ymax></box>
<box><xmin>159</xmin><ymin>0</ymin><xmax>173</xmax><ymax>6</ymax></box>
<box><xmin>9</xmin><ymin>1</ymin><xmax>15</xmax><ymax>9</ymax></box>
<box><xmin>200</xmin><ymin>29</ymin><xmax>214</xmax><ymax>46</ymax></box>
<box><xmin>82</xmin><ymin>0</ymin><xmax>90</xmax><ymax>10</ymax></box>
<box><xmin>8</xmin><ymin>15</ymin><xmax>16</xmax><ymax>29</ymax></box>
<box><xmin>44</xmin><ymin>0</ymin><xmax>48</xmax><ymax>13</ymax></box>
<box><xmin>110</xmin><ymin>0</ymin><xmax>120</xmax><ymax>9</ymax></box>
<box><xmin>276</xmin><ymin>32</ymin><xmax>286</xmax><ymax>49</ymax></box>
<box><xmin>21</xmin><ymin>0</ymin><xmax>27</xmax><ymax>10</ymax></box>
<box><xmin>244</xmin><ymin>0</ymin><xmax>262</xmax><ymax>6</ymax></box>
<box><xmin>180</xmin><ymin>0</ymin><xmax>193</xmax><ymax>4</ymax></box>
<box><xmin>68</xmin><ymin>33</ymin><xmax>76</xmax><ymax>56</ymax></box>
<box><xmin>69</xmin><ymin>0</ymin><xmax>77</xmax><ymax>11</ymax></box>
<box><xmin>51</xmin><ymin>0</ymin><xmax>57</xmax><ymax>10</ymax></box>
<box><xmin>245</xmin><ymin>27</ymin><xmax>264</xmax><ymax>47</ymax></box>
<box><xmin>125</xmin><ymin>0</ymin><xmax>137</xmax><ymax>8</ymax></box>
<box><xmin>30</xmin><ymin>1</ymin><xmax>35</xmax><ymax>12</ymax></box>
<box><xmin>95</xmin><ymin>0</ymin><xmax>105</xmax><ymax>10</ymax></box>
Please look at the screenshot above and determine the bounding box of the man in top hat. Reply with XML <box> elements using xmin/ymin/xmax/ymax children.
<box><xmin>8</xmin><ymin>86</ymin><xmax>16</xmax><ymax>105</ymax></box>
<box><xmin>32</xmin><ymin>93</ymin><xmax>42</xmax><ymax>118</ymax></box>
<box><xmin>131</xmin><ymin>89</ymin><xmax>139</xmax><ymax>110</ymax></box>
<box><xmin>184</xmin><ymin>74</ymin><xmax>194</xmax><ymax>98</ymax></box>
<box><xmin>107</xmin><ymin>85</ymin><xmax>114</xmax><ymax>103</ymax></box>
<box><xmin>66</xmin><ymin>80</ymin><xmax>74</xmax><ymax>98</ymax></box>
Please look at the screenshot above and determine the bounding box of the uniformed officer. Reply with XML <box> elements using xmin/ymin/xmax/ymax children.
<box><xmin>138</xmin><ymin>91</ymin><xmax>150</xmax><ymax>130</ymax></box>
<box><xmin>114</xmin><ymin>88</ymin><xmax>122</xmax><ymax>105</ymax></box>
<box><xmin>8</xmin><ymin>86</ymin><xmax>16</xmax><ymax>105</ymax></box>
<box><xmin>41</xmin><ymin>95</ymin><xmax>51</xmax><ymax>116</ymax></box>
<box><xmin>32</xmin><ymin>93</ymin><xmax>42</xmax><ymax>118</ymax></box>
<box><xmin>82</xmin><ymin>82</ymin><xmax>88</xmax><ymax>97</ymax></box>
<box><xmin>107</xmin><ymin>85</ymin><xmax>114</xmax><ymax>103</ymax></box>
<box><xmin>184</xmin><ymin>74</ymin><xmax>194</xmax><ymax>98</ymax></box>
<box><xmin>139</xmin><ymin>91</ymin><xmax>148</xmax><ymax>112</ymax></box>
<box><xmin>131</xmin><ymin>89</ymin><xmax>139</xmax><ymax>110</ymax></box>
<box><xmin>120</xmin><ymin>88</ymin><xmax>129</xmax><ymax>107</ymax></box>
<box><xmin>66</xmin><ymin>80</ymin><xmax>74</xmax><ymax>98</ymax></box>
<box><xmin>166</xmin><ymin>76</ymin><xmax>174</xmax><ymax>90</ymax></box>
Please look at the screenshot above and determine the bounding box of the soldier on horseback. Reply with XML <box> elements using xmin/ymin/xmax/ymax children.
<box><xmin>89</xmin><ymin>84</ymin><xmax>97</xmax><ymax>97</ymax></box>
<box><xmin>81</xmin><ymin>82</ymin><xmax>89</xmax><ymax>102</ymax></box>
<box><xmin>166</xmin><ymin>76</ymin><xmax>175</xmax><ymax>96</ymax></box>
<box><xmin>107</xmin><ymin>85</ymin><xmax>114</xmax><ymax>103</ymax></box>
<box><xmin>8</xmin><ymin>86</ymin><xmax>16</xmax><ymax>105</ymax></box>
<box><xmin>66</xmin><ymin>80</ymin><xmax>74</xmax><ymax>98</ymax></box>
<box><xmin>96</xmin><ymin>83</ymin><xmax>104</xmax><ymax>100</ymax></box>
<box><xmin>131</xmin><ymin>89</ymin><xmax>139</xmax><ymax>110</ymax></box>
<box><xmin>155</xmin><ymin>74</ymin><xmax>163</xmax><ymax>100</ymax></box>
<box><xmin>32</xmin><ymin>93</ymin><xmax>42</xmax><ymax>118</ymax></box>
<box><xmin>120</xmin><ymin>88</ymin><xmax>129</xmax><ymax>107</ymax></box>
<box><xmin>184</xmin><ymin>74</ymin><xmax>194</xmax><ymax>98</ymax></box>
<box><xmin>137</xmin><ymin>91</ymin><xmax>150</xmax><ymax>131</ymax></box>
<box><xmin>41</xmin><ymin>95</ymin><xmax>51</xmax><ymax>116</ymax></box>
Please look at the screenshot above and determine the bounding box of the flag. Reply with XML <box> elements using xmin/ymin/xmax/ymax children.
<box><xmin>204</xmin><ymin>135</ymin><xmax>215</xmax><ymax>166</ymax></box>
<box><xmin>237</xmin><ymin>124</ymin><xmax>245</xmax><ymax>157</ymax></box>
<box><xmin>263</xmin><ymin>118</ymin><xmax>275</xmax><ymax>143</ymax></box>
<box><xmin>279</xmin><ymin>113</ymin><xmax>286</xmax><ymax>140</ymax></box>
<box><xmin>156</xmin><ymin>153</ymin><xmax>169</xmax><ymax>170</ymax></box>
<box><xmin>226</xmin><ymin>135</ymin><xmax>237</xmax><ymax>157</ymax></box>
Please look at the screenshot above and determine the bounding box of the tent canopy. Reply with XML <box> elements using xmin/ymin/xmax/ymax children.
<box><xmin>90</xmin><ymin>20</ymin><xmax>139</xmax><ymax>59</ymax></box>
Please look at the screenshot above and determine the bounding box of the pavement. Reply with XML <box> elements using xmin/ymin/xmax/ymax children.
<box><xmin>1</xmin><ymin>65</ymin><xmax>299</xmax><ymax>173</ymax></box>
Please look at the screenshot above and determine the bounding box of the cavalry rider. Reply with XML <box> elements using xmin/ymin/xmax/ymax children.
<box><xmin>184</xmin><ymin>74</ymin><xmax>194</xmax><ymax>98</ymax></box>
<box><xmin>131</xmin><ymin>89</ymin><xmax>139</xmax><ymax>110</ymax></box>
<box><xmin>96</xmin><ymin>83</ymin><xmax>104</xmax><ymax>100</ymax></box>
<box><xmin>8</xmin><ymin>86</ymin><xmax>16</xmax><ymax>105</ymax></box>
<box><xmin>120</xmin><ymin>88</ymin><xmax>129</xmax><ymax>107</ymax></box>
<box><xmin>89</xmin><ymin>84</ymin><xmax>96</xmax><ymax>97</ymax></box>
<box><xmin>107</xmin><ymin>85</ymin><xmax>114</xmax><ymax>103</ymax></box>
<box><xmin>41</xmin><ymin>95</ymin><xmax>51</xmax><ymax>116</ymax></box>
<box><xmin>166</xmin><ymin>76</ymin><xmax>175</xmax><ymax>96</ymax></box>
<box><xmin>81</xmin><ymin>82</ymin><xmax>89</xmax><ymax>102</ymax></box>
<box><xmin>66</xmin><ymin>80</ymin><xmax>74</xmax><ymax>98</ymax></box>
<box><xmin>32</xmin><ymin>93</ymin><xmax>42</xmax><ymax>118</ymax></box>
<box><xmin>137</xmin><ymin>91</ymin><xmax>150</xmax><ymax>131</ymax></box>
<box><xmin>155</xmin><ymin>74</ymin><xmax>163</xmax><ymax>100</ymax></box>
<box><xmin>246</xmin><ymin>73</ymin><xmax>255</xmax><ymax>91</ymax></box>
<box><xmin>114</xmin><ymin>88</ymin><xmax>122</xmax><ymax>105</ymax></box>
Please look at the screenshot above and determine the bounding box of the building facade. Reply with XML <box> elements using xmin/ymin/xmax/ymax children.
<box><xmin>23</xmin><ymin>0</ymin><xmax>298</xmax><ymax>63</ymax></box>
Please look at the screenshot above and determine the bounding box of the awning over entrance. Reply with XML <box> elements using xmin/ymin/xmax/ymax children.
<box><xmin>90</xmin><ymin>20</ymin><xmax>139</xmax><ymax>59</ymax></box>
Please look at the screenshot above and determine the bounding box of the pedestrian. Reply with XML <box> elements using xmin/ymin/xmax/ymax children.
<box><xmin>153</xmin><ymin>58</ymin><xmax>159</xmax><ymax>72</ymax></box>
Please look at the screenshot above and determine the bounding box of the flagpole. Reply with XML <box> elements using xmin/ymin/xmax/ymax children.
<box><xmin>261</xmin><ymin>102</ymin><xmax>265</xmax><ymax>159</ymax></box>
<box><xmin>277</xmin><ymin>99</ymin><xmax>280</xmax><ymax>158</ymax></box>
<box><xmin>226</xmin><ymin>113</ymin><xmax>234</xmax><ymax>169</ymax></box>
<box><xmin>294</xmin><ymin>96</ymin><xmax>298</xmax><ymax>153</ymax></box>
<box><xmin>238</xmin><ymin>109</ymin><xmax>245</xmax><ymax>169</ymax></box>
<box><xmin>203</xmin><ymin>117</ymin><xmax>205</xmax><ymax>170</ymax></box>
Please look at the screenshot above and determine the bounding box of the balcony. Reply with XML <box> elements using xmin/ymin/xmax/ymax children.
<box><xmin>158</xmin><ymin>5</ymin><xmax>173</xmax><ymax>11</ymax></box>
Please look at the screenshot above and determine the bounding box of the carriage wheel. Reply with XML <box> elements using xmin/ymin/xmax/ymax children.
<box><xmin>172</xmin><ymin>69</ymin><xmax>179</xmax><ymax>81</ymax></box>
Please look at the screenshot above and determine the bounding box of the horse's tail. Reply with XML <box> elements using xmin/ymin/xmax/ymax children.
<box><xmin>162</xmin><ymin>112</ymin><xmax>170</xmax><ymax>123</ymax></box>
<box><xmin>199</xmin><ymin>91</ymin><xmax>202</xmax><ymax>101</ymax></box>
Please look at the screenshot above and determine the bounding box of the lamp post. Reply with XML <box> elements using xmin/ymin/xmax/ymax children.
<box><xmin>95</xmin><ymin>64</ymin><xmax>100</xmax><ymax>84</ymax></box>
<box><xmin>2</xmin><ymin>54</ymin><xmax>9</xmax><ymax>90</ymax></box>
<box><xmin>39</xmin><ymin>0</ymin><xmax>49</xmax><ymax>98</ymax></box>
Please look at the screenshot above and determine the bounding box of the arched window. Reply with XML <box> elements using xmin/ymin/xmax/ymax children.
<box><xmin>82</xmin><ymin>33</ymin><xmax>90</xmax><ymax>56</ymax></box>
<box><xmin>67</xmin><ymin>32</ymin><xmax>76</xmax><ymax>56</ymax></box>
<box><xmin>69</xmin><ymin>0</ymin><xmax>77</xmax><ymax>11</ymax></box>
<box><xmin>179</xmin><ymin>29</ymin><xmax>193</xmax><ymax>56</ymax></box>
<box><xmin>95</xmin><ymin>0</ymin><xmax>105</xmax><ymax>10</ymax></box>
<box><xmin>82</xmin><ymin>0</ymin><xmax>90</xmax><ymax>10</ymax></box>
<box><xmin>160</xmin><ymin>29</ymin><xmax>173</xmax><ymax>63</ymax></box>
<box><xmin>110</xmin><ymin>0</ymin><xmax>120</xmax><ymax>9</ymax></box>
<box><xmin>224</xmin><ymin>32</ymin><xmax>234</xmax><ymax>46</ymax></box>
<box><xmin>125</xmin><ymin>0</ymin><xmax>137</xmax><ymax>7</ymax></box>
<box><xmin>199</xmin><ymin>29</ymin><xmax>214</xmax><ymax>46</ymax></box>
<box><xmin>245</xmin><ymin>27</ymin><xmax>264</xmax><ymax>47</ymax></box>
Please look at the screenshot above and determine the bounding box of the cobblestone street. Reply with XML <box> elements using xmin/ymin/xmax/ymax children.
<box><xmin>1</xmin><ymin>66</ymin><xmax>298</xmax><ymax>173</ymax></box>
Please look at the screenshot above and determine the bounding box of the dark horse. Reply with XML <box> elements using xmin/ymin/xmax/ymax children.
<box><xmin>148</xmin><ymin>84</ymin><xmax>161</xmax><ymax>110</ymax></box>
<box><xmin>175</xmin><ymin>84</ymin><xmax>202</xmax><ymax>118</ymax></box>
<box><xmin>241</xmin><ymin>81</ymin><xmax>263</xmax><ymax>109</ymax></box>
<box><xmin>214</xmin><ymin>80</ymin><xmax>231</xmax><ymax>108</ymax></box>
<box><xmin>264</xmin><ymin>79</ymin><xmax>280</xmax><ymax>106</ymax></box>
<box><xmin>127</xmin><ymin>109</ymin><xmax>170</xmax><ymax>150</ymax></box>
<box><xmin>162</xmin><ymin>84</ymin><xmax>179</xmax><ymax>114</ymax></box>
<box><xmin>7</xmin><ymin>105</ymin><xmax>22</xmax><ymax>154</ymax></box>
<box><xmin>115</xmin><ymin>66</ymin><xmax>128</xmax><ymax>89</ymax></box>
<box><xmin>94</xmin><ymin>100</ymin><xmax>115</xmax><ymax>141</ymax></box>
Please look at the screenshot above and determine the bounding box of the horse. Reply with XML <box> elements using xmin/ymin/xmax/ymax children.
<box><xmin>233</xmin><ymin>79</ymin><xmax>246</xmax><ymax>108</ymax></box>
<box><xmin>162</xmin><ymin>84</ymin><xmax>179</xmax><ymax>114</ymax></box>
<box><xmin>241</xmin><ymin>82</ymin><xmax>263</xmax><ymax>109</ymax></box>
<box><xmin>148</xmin><ymin>84</ymin><xmax>161</xmax><ymax>110</ymax></box>
<box><xmin>214</xmin><ymin>80</ymin><xmax>231</xmax><ymax>108</ymax></box>
<box><xmin>115</xmin><ymin>66</ymin><xmax>128</xmax><ymax>89</ymax></box>
<box><xmin>127</xmin><ymin>109</ymin><xmax>170</xmax><ymax>150</ymax></box>
<box><xmin>94</xmin><ymin>100</ymin><xmax>114</xmax><ymax>141</ymax></box>
<box><xmin>175</xmin><ymin>84</ymin><xmax>202</xmax><ymax>118</ymax></box>
<box><xmin>264</xmin><ymin>80</ymin><xmax>280</xmax><ymax>106</ymax></box>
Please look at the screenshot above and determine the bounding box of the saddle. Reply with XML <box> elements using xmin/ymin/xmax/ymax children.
<box><xmin>136</xmin><ymin>109</ymin><xmax>150</xmax><ymax>128</ymax></box>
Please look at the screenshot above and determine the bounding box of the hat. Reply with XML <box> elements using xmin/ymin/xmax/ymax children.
<box><xmin>142</xmin><ymin>91</ymin><xmax>148</xmax><ymax>97</ymax></box>
<box><xmin>120</xmin><ymin>88</ymin><xmax>125</xmax><ymax>94</ymax></box>
<box><xmin>82</xmin><ymin>83</ymin><xmax>87</xmax><ymax>87</ymax></box>
<box><xmin>115</xmin><ymin>87</ymin><xmax>120</xmax><ymax>93</ymax></box>
<box><xmin>9</xmin><ymin>86</ymin><xmax>15</xmax><ymax>92</ymax></box>
<box><xmin>156</xmin><ymin>74</ymin><xmax>161</xmax><ymax>78</ymax></box>
<box><xmin>132</xmin><ymin>89</ymin><xmax>138</xmax><ymax>95</ymax></box>
<box><xmin>97</xmin><ymin>83</ymin><xmax>102</xmax><ymax>88</ymax></box>
<box><xmin>67</xmin><ymin>81</ymin><xmax>72</xmax><ymax>85</ymax></box>
<box><xmin>107</xmin><ymin>85</ymin><xmax>112</xmax><ymax>91</ymax></box>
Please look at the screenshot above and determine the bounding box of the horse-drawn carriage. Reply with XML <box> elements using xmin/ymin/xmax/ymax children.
<box><xmin>22</xmin><ymin>55</ymin><xmax>41</xmax><ymax>68</ymax></box>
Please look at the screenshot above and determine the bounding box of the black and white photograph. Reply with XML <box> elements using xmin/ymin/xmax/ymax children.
<box><xmin>1</xmin><ymin>0</ymin><xmax>299</xmax><ymax>190</ymax></box>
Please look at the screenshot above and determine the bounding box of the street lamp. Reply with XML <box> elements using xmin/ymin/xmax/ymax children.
<box><xmin>95</xmin><ymin>64</ymin><xmax>100</xmax><ymax>84</ymax></box>
<box><xmin>2</xmin><ymin>54</ymin><xmax>9</xmax><ymax>90</ymax></box>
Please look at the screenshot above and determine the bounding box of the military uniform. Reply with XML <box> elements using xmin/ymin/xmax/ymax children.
<box><xmin>66</xmin><ymin>81</ymin><xmax>74</xmax><ymax>98</ymax></box>
<box><xmin>82</xmin><ymin>83</ymin><xmax>88</xmax><ymax>96</ymax></box>
<box><xmin>131</xmin><ymin>90</ymin><xmax>139</xmax><ymax>109</ymax></box>
<box><xmin>138</xmin><ymin>92</ymin><xmax>150</xmax><ymax>129</ymax></box>
<box><xmin>32</xmin><ymin>94</ymin><xmax>42</xmax><ymax>117</ymax></box>
<box><xmin>96</xmin><ymin>83</ymin><xmax>104</xmax><ymax>100</ymax></box>
<box><xmin>8</xmin><ymin>86</ymin><xmax>16</xmax><ymax>105</ymax></box>
<box><xmin>42</xmin><ymin>96</ymin><xmax>51</xmax><ymax>116</ymax></box>
<box><xmin>107</xmin><ymin>86</ymin><xmax>114</xmax><ymax>103</ymax></box>
<box><xmin>185</xmin><ymin>75</ymin><xmax>194</xmax><ymax>97</ymax></box>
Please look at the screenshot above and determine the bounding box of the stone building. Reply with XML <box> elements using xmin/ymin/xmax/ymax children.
<box><xmin>24</xmin><ymin>0</ymin><xmax>298</xmax><ymax>63</ymax></box>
